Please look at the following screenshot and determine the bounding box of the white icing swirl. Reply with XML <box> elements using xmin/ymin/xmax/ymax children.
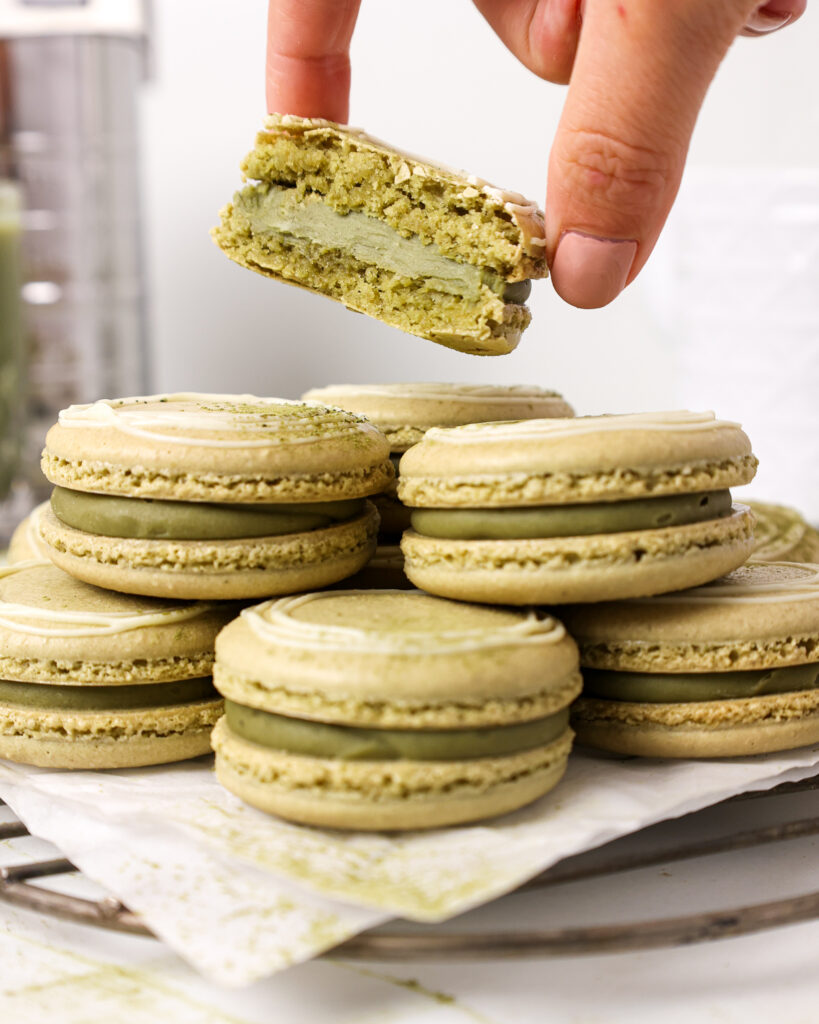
<box><xmin>0</xmin><ymin>563</ymin><xmax>216</xmax><ymax>637</ymax></box>
<box><xmin>57</xmin><ymin>393</ymin><xmax>373</xmax><ymax>449</ymax></box>
<box><xmin>242</xmin><ymin>590</ymin><xmax>566</xmax><ymax>655</ymax></box>
<box><xmin>423</xmin><ymin>411</ymin><xmax>741</xmax><ymax>445</ymax></box>
<box><xmin>630</xmin><ymin>562</ymin><xmax>819</xmax><ymax>605</ymax></box>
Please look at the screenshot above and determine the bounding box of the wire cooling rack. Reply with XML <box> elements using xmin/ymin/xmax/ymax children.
<box><xmin>2</xmin><ymin>774</ymin><xmax>819</xmax><ymax>960</ymax></box>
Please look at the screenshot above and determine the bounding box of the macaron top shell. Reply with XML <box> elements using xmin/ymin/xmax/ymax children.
<box><xmin>301</xmin><ymin>383</ymin><xmax>574</xmax><ymax>450</ymax></box>
<box><xmin>216</xmin><ymin>589</ymin><xmax>579</xmax><ymax>707</ymax></box>
<box><xmin>563</xmin><ymin>561</ymin><xmax>819</xmax><ymax>673</ymax></box>
<box><xmin>398</xmin><ymin>411</ymin><xmax>756</xmax><ymax>507</ymax></box>
<box><xmin>0</xmin><ymin>562</ymin><xmax>230</xmax><ymax>676</ymax></box>
<box><xmin>42</xmin><ymin>394</ymin><xmax>393</xmax><ymax>501</ymax></box>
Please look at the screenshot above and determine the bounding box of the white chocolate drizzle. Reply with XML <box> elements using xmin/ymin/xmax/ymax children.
<box><xmin>57</xmin><ymin>393</ymin><xmax>375</xmax><ymax>449</ymax></box>
<box><xmin>242</xmin><ymin>590</ymin><xmax>566</xmax><ymax>655</ymax></box>
<box><xmin>0</xmin><ymin>563</ymin><xmax>216</xmax><ymax>637</ymax></box>
<box><xmin>423</xmin><ymin>411</ymin><xmax>742</xmax><ymax>445</ymax></box>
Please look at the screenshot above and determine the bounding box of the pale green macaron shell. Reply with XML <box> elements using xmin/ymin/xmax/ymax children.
<box><xmin>0</xmin><ymin>561</ymin><xmax>234</xmax><ymax>768</ymax></box>
<box><xmin>399</xmin><ymin>411</ymin><xmax>758</xmax><ymax>604</ymax></box>
<box><xmin>39</xmin><ymin>393</ymin><xmax>392</xmax><ymax>600</ymax></box>
<box><xmin>565</xmin><ymin>561</ymin><xmax>819</xmax><ymax>758</ymax></box>
<box><xmin>212</xmin><ymin>589</ymin><xmax>581</xmax><ymax>830</ymax></box>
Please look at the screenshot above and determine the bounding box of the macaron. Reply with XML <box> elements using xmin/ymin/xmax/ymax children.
<box><xmin>38</xmin><ymin>393</ymin><xmax>393</xmax><ymax>599</ymax></box>
<box><xmin>213</xmin><ymin>115</ymin><xmax>548</xmax><ymax>355</ymax></box>
<box><xmin>211</xmin><ymin>589</ymin><xmax>580</xmax><ymax>830</ymax></box>
<box><xmin>748</xmin><ymin>499</ymin><xmax>819</xmax><ymax>563</ymax></box>
<box><xmin>7</xmin><ymin>501</ymin><xmax>50</xmax><ymax>563</ymax></box>
<box><xmin>566</xmin><ymin>561</ymin><xmax>819</xmax><ymax>758</ymax></box>
<box><xmin>302</xmin><ymin>383</ymin><xmax>575</xmax><ymax>585</ymax></box>
<box><xmin>0</xmin><ymin>561</ymin><xmax>233</xmax><ymax>768</ymax></box>
<box><xmin>399</xmin><ymin>411</ymin><xmax>758</xmax><ymax>604</ymax></box>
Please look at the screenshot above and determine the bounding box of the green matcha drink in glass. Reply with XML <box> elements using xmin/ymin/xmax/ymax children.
<box><xmin>0</xmin><ymin>179</ymin><xmax>24</xmax><ymax>541</ymax></box>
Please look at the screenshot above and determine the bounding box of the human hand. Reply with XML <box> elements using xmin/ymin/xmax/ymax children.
<box><xmin>265</xmin><ymin>0</ymin><xmax>806</xmax><ymax>309</ymax></box>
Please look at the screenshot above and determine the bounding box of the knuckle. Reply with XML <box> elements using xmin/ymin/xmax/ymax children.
<box><xmin>554</xmin><ymin>128</ymin><xmax>679</xmax><ymax>216</ymax></box>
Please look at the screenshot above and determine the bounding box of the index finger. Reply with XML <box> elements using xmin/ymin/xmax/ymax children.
<box><xmin>266</xmin><ymin>0</ymin><xmax>362</xmax><ymax>122</ymax></box>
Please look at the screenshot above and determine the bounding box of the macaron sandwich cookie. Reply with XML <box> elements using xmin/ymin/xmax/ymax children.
<box><xmin>566</xmin><ymin>561</ymin><xmax>819</xmax><ymax>758</ymax></box>
<box><xmin>747</xmin><ymin>499</ymin><xmax>819</xmax><ymax>563</ymax></box>
<box><xmin>0</xmin><ymin>561</ymin><xmax>232</xmax><ymax>768</ymax></box>
<box><xmin>8</xmin><ymin>501</ymin><xmax>50</xmax><ymax>563</ymax></box>
<box><xmin>213</xmin><ymin>115</ymin><xmax>547</xmax><ymax>355</ymax></box>
<box><xmin>38</xmin><ymin>394</ymin><xmax>393</xmax><ymax>600</ymax></box>
<box><xmin>212</xmin><ymin>589</ymin><xmax>581</xmax><ymax>830</ymax></box>
<box><xmin>302</xmin><ymin>383</ymin><xmax>575</xmax><ymax>586</ymax></box>
<box><xmin>399</xmin><ymin>411</ymin><xmax>758</xmax><ymax>604</ymax></box>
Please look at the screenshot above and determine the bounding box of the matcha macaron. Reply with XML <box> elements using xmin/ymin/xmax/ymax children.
<box><xmin>302</xmin><ymin>383</ymin><xmax>575</xmax><ymax>586</ymax></box>
<box><xmin>213</xmin><ymin>115</ymin><xmax>548</xmax><ymax>355</ymax></box>
<box><xmin>39</xmin><ymin>394</ymin><xmax>393</xmax><ymax>599</ymax></box>
<box><xmin>8</xmin><ymin>501</ymin><xmax>50</xmax><ymax>563</ymax></box>
<box><xmin>0</xmin><ymin>561</ymin><xmax>232</xmax><ymax>768</ymax></box>
<box><xmin>748</xmin><ymin>499</ymin><xmax>819</xmax><ymax>563</ymax></box>
<box><xmin>399</xmin><ymin>411</ymin><xmax>758</xmax><ymax>604</ymax></box>
<box><xmin>212</xmin><ymin>589</ymin><xmax>580</xmax><ymax>830</ymax></box>
<box><xmin>566</xmin><ymin>561</ymin><xmax>819</xmax><ymax>757</ymax></box>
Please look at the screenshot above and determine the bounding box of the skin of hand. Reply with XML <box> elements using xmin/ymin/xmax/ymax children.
<box><xmin>265</xmin><ymin>0</ymin><xmax>806</xmax><ymax>309</ymax></box>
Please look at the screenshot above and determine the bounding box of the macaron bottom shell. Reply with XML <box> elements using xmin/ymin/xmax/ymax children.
<box><xmin>212</xmin><ymin>718</ymin><xmax>573</xmax><ymax>831</ymax></box>
<box><xmin>38</xmin><ymin>503</ymin><xmax>379</xmax><ymax>600</ymax></box>
<box><xmin>572</xmin><ymin>689</ymin><xmax>819</xmax><ymax>758</ymax></box>
<box><xmin>0</xmin><ymin>698</ymin><xmax>222</xmax><ymax>768</ymax></box>
<box><xmin>401</xmin><ymin>506</ymin><xmax>755</xmax><ymax>605</ymax></box>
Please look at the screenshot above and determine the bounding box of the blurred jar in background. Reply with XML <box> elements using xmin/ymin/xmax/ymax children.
<box><xmin>0</xmin><ymin>0</ymin><xmax>150</xmax><ymax>545</ymax></box>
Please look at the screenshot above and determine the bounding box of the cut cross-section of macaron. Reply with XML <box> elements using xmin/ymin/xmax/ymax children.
<box><xmin>0</xmin><ymin>561</ymin><xmax>234</xmax><ymax>768</ymax></box>
<box><xmin>212</xmin><ymin>116</ymin><xmax>548</xmax><ymax>356</ymax></box>
<box><xmin>399</xmin><ymin>411</ymin><xmax>758</xmax><ymax>604</ymax></box>
<box><xmin>212</xmin><ymin>589</ymin><xmax>581</xmax><ymax>830</ymax></box>
<box><xmin>39</xmin><ymin>393</ymin><xmax>393</xmax><ymax>599</ymax></box>
<box><xmin>302</xmin><ymin>383</ymin><xmax>575</xmax><ymax>587</ymax></box>
<box><xmin>565</xmin><ymin>561</ymin><xmax>819</xmax><ymax>757</ymax></box>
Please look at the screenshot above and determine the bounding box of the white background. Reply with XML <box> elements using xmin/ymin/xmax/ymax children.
<box><xmin>141</xmin><ymin>1</ymin><xmax>818</xmax><ymax>419</ymax></box>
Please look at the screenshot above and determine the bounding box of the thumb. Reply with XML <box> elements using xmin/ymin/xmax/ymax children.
<box><xmin>547</xmin><ymin>0</ymin><xmax>755</xmax><ymax>308</ymax></box>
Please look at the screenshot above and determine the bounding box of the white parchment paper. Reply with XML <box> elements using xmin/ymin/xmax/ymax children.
<box><xmin>1</xmin><ymin>745</ymin><xmax>818</xmax><ymax>986</ymax></box>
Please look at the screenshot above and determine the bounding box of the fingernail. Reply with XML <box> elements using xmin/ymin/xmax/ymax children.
<box><xmin>742</xmin><ymin>8</ymin><xmax>792</xmax><ymax>34</ymax></box>
<box><xmin>551</xmin><ymin>231</ymin><xmax>637</xmax><ymax>309</ymax></box>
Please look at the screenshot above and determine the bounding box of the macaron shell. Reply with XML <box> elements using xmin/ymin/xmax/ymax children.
<box><xmin>749</xmin><ymin>499</ymin><xmax>819</xmax><ymax>562</ymax></box>
<box><xmin>43</xmin><ymin>396</ymin><xmax>392</xmax><ymax>500</ymax></box>
<box><xmin>301</xmin><ymin>384</ymin><xmax>574</xmax><ymax>451</ymax></box>
<box><xmin>401</xmin><ymin>506</ymin><xmax>756</xmax><ymax>605</ymax></box>
<box><xmin>398</xmin><ymin>413</ymin><xmax>756</xmax><ymax>507</ymax></box>
<box><xmin>563</xmin><ymin>561</ymin><xmax>819</xmax><ymax>670</ymax></box>
<box><xmin>38</xmin><ymin>503</ymin><xmax>378</xmax><ymax>600</ymax></box>
<box><xmin>7</xmin><ymin>503</ymin><xmax>51</xmax><ymax>563</ymax></box>
<box><xmin>572</xmin><ymin>690</ymin><xmax>819</xmax><ymax>758</ymax></box>
<box><xmin>212</xmin><ymin>718</ymin><xmax>572</xmax><ymax>830</ymax></box>
<box><xmin>0</xmin><ymin>562</ymin><xmax>230</xmax><ymax>680</ymax></box>
<box><xmin>214</xmin><ymin>591</ymin><xmax>581</xmax><ymax>717</ymax></box>
<box><xmin>0</xmin><ymin>699</ymin><xmax>221</xmax><ymax>768</ymax></box>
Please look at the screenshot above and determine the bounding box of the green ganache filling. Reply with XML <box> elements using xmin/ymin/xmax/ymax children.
<box><xmin>583</xmin><ymin>664</ymin><xmax>819</xmax><ymax>703</ymax></box>
<box><xmin>51</xmin><ymin>487</ymin><xmax>364</xmax><ymax>540</ymax></box>
<box><xmin>411</xmin><ymin>490</ymin><xmax>733</xmax><ymax>540</ymax></box>
<box><xmin>225</xmin><ymin>700</ymin><xmax>569</xmax><ymax>761</ymax></box>
<box><xmin>240</xmin><ymin>184</ymin><xmax>531</xmax><ymax>305</ymax></box>
<box><xmin>0</xmin><ymin>677</ymin><xmax>218</xmax><ymax>711</ymax></box>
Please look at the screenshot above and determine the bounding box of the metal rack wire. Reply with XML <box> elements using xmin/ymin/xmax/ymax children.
<box><xmin>2</xmin><ymin>775</ymin><xmax>819</xmax><ymax>960</ymax></box>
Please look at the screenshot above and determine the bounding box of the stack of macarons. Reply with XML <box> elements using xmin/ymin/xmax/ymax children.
<box><xmin>301</xmin><ymin>383</ymin><xmax>574</xmax><ymax>586</ymax></box>
<box><xmin>0</xmin><ymin>561</ymin><xmax>233</xmax><ymax>768</ymax></box>
<box><xmin>211</xmin><ymin>588</ymin><xmax>581</xmax><ymax>829</ymax></box>
<box><xmin>565</xmin><ymin>561</ymin><xmax>819</xmax><ymax>758</ymax></box>
<box><xmin>399</xmin><ymin>411</ymin><xmax>758</xmax><ymax>604</ymax></box>
<box><xmin>37</xmin><ymin>393</ymin><xmax>393</xmax><ymax>599</ymax></box>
